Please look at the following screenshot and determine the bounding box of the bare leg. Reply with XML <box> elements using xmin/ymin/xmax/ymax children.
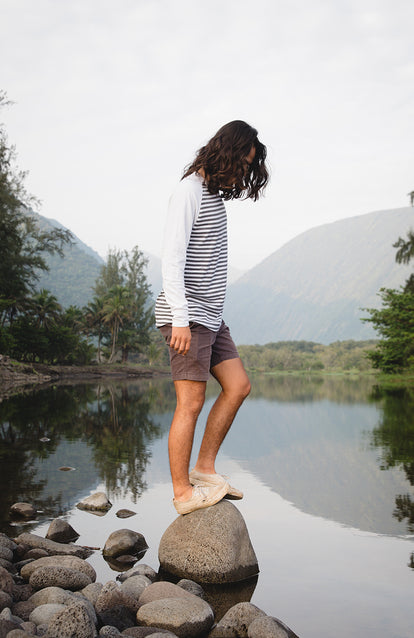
<box><xmin>169</xmin><ymin>379</ymin><xmax>206</xmax><ymax>502</ymax></box>
<box><xmin>194</xmin><ymin>358</ymin><xmax>251</xmax><ymax>475</ymax></box>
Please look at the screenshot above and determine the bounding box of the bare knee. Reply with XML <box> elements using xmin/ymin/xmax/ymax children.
<box><xmin>224</xmin><ymin>376</ymin><xmax>251</xmax><ymax>404</ymax></box>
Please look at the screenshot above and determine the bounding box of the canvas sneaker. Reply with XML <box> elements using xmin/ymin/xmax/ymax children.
<box><xmin>173</xmin><ymin>481</ymin><xmax>229</xmax><ymax>515</ymax></box>
<box><xmin>189</xmin><ymin>469</ymin><xmax>243</xmax><ymax>500</ymax></box>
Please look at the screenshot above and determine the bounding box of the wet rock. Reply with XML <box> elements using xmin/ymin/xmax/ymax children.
<box><xmin>10</xmin><ymin>503</ymin><xmax>37</xmax><ymax>519</ymax></box>
<box><xmin>177</xmin><ymin>579</ymin><xmax>205</xmax><ymax>599</ymax></box>
<box><xmin>21</xmin><ymin>555</ymin><xmax>96</xmax><ymax>582</ymax></box>
<box><xmin>103</xmin><ymin>529</ymin><xmax>148</xmax><ymax>559</ymax></box>
<box><xmin>46</xmin><ymin>600</ymin><xmax>98</xmax><ymax>637</ymax></box>
<box><xmin>0</xmin><ymin>546</ymin><xmax>13</xmax><ymax>563</ymax></box>
<box><xmin>77</xmin><ymin>492</ymin><xmax>112</xmax><ymax>512</ymax></box>
<box><xmin>29</xmin><ymin>566</ymin><xmax>92</xmax><ymax>591</ymax></box>
<box><xmin>120</xmin><ymin>575</ymin><xmax>151</xmax><ymax>599</ymax></box>
<box><xmin>136</xmin><ymin>595</ymin><xmax>214</xmax><ymax>637</ymax></box>
<box><xmin>116</xmin><ymin>564</ymin><xmax>157</xmax><ymax>583</ymax></box>
<box><xmin>97</xmin><ymin>604</ymin><xmax>137</xmax><ymax>630</ymax></box>
<box><xmin>29</xmin><ymin>602</ymin><xmax>66</xmax><ymax>625</ymax></box>
<box><xmin>15</xmin><ymin>532</ymin><xmax>92</xmax><ymax>558</ymax></box>
<box><xmin>248</xmin><ymin>616</ymin><xmax>300</xmax><ymax>638</ymax></box>
<box><xmin>46</xmin><ymin>518</ymin><xmax>80</xmax><ymax>543</ymax></box>
<box><xmin>116</xmin><ymin>509</ymin><xmax>136</xmax><ymax>519</ymax></box>
<box><xmin>0</xmin><ymin>566</ymin><xmax>14</xmax><ymax>595</ymax></box>
<box><xmin>158</xmin><ymin>500</ymin><xmax>259</xmax><ymax>584</ymax></box>
<box><xmin>208</xmin><ymin>602</ymin><xmax>266</xmax><ymax>637</ymax></box>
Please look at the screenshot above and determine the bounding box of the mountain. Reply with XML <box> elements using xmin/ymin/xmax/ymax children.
<box><xmin>225</xmin><ymin>207</ymin><xmax>413</xmax><ymax>344</ymax></box>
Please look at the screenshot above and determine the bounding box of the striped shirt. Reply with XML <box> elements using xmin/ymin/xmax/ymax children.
<box><xmin>155</xmin><ymin>172</ymin><xmax>228</xmax><ymax>331</ymax></box>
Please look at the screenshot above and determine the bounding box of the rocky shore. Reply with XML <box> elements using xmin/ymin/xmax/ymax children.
<box><xmin>0</xmin><ymin>356</ymin><xmax>164</xmax><ymax>399</ymax></box>
<box><xmin>0</xmin><ymin>498</ymin><xmax>300</xmax><ymax>638</ymax></box>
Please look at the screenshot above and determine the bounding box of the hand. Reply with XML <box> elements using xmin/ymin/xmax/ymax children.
<box><xmin>170</xmin><ymin>326</ymin><xmax>192</xmax><ymax>355</ymax></box>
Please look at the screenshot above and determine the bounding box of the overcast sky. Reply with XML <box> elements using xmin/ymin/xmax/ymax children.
<box><xmin>1</xmin><ymin>0</ymin><xmax>413</xmax><ymax>270</ymax></box>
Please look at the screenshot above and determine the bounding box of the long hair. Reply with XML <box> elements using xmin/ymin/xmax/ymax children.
<box><xmin>182</xmin><ymin>120</ymin><xmax>269</xmax><ymax>201</ymax></box>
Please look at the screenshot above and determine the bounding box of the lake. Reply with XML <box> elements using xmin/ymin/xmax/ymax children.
<box><xmin>0</xmin><ymin>374</ymin><xmax>413</xmax><ymax>638</ymax></box>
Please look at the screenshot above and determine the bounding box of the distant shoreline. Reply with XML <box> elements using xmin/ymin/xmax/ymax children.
<box><xmin>0</xmin><ymin>356</ymin><xmax>169</xmax><ymax>399</ymax></box>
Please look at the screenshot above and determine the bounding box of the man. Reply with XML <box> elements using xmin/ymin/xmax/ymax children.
<box><xmin>155</xmin><ymin>120</ymin><xmax>269</xmax><ymax>514</ymax></box>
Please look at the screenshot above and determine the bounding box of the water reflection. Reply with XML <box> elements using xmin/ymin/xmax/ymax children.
<box><xmin>0</xmin><ymin>381</ymin><xmax>167</xmax><ymax>534</ymax></box>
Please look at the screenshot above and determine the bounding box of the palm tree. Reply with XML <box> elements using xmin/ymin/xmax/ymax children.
<box><xmin>84</xmin><ymin>297</ymin><xmax>106</xmax><ymax>363</ymax></box>
<box><xmin>31</xmin><ymin>289</ymin><xmax>62</xmax><ymax>330</ymax></box>
<box><xmin>102</xmin><ymin>286</ymin><xmax>131</xmax><ymax>363</ymax></box>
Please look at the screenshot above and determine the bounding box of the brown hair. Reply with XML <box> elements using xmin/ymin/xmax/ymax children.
<box><xmin>182</xmin><ymin>120</ymin><xmax>269</xmax><ymax>201</ymax></box>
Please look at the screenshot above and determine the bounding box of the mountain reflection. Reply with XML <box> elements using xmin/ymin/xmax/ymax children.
<box><xmin>0</xmin><ymin>380</ymin><xmax>168</xmax><ymax>534</ymax></box>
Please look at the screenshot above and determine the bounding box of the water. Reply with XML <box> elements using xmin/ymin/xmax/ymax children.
<box><xmin>0</xmin><ymin>375</ymin><xmax>413</xmax><ymax>638</ymax></box>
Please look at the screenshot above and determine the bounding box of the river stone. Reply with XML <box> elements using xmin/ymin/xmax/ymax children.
<box><xmin>0</xmin><ymin>566</ymin><xmax>14</xmax><ymax>595</ymax></box>
<box><xmin>21</xmin><ymin>555</ymin><xmax>96</xmax><ymax>582</ymax></box>
<box><xmin>81</xmin><ymin>582</ymin><xmax>104</xmax><ymax>605</ymax></box>
<box><xmin>77</xmin><ymin>492</ymin><xmax>112</xmax><ymax>511</ymax></box>
<box><xmin>6</xmin><ymin>630</ymin><xmax>31</xmax><ymax>638</ymax></box>
<box><xmin>116</xmin><ymin>564</ymin><xmax>157</xmax><ymax>583</ymax></box>
<box><xmin>29</xmin><ymin>566</ymin><xmax>92</xmax><ymax>591</ymax></box>
<box><xmin>0</xmin><ymin>547</ymin><xmax>13</xmax><ymax>563</ymax></box>
<box><xmin>46</xmin><ymin>519</ymin><xmax>80</xmax><ymax>543</ymax></box>
<box><xmin>0</xmin><ymin>559</ymin><xmax>13</xmax><ymax>573</ymax></box>
<box><xmin>208</xmin><ymin>602</ymin><xmax>266</xmax><ymax>637</ymax></box>
<box><xmin>0</xmin><ymin>534</ymin><xmax>16</xmax><ymax>552</ymax></box>
<box><xmin>98</xmin><ymin>605</ymin><xmax>137</xmax><ymax>631</ymax></box>
<box><xmin>23</xmin><ymin>548</ymin><xmax>49</xmax><ymax>560</ymax></box>
<box><xmin>28</xmin><ymin>586</ymin><xmax>74</xmax><ymax>606</ymax></box>
<box><xmin>120</xmin><ymin>575</ymin><xmax>151</xmax><ymax>599</ymax></box>
<box><xmin>10</xmin><ymin>503</ymin><xmax>37</xmax><ymax>519</ymax></box>
<box><xmin>137</xmin><ymin>582</ymin><xmax>194</xmax><ymax>608</ymax></box>
<box><xmin>0</xmin><ymin>618</ymin><xmax>21</xmax><ymax>636</ymax></box>
<box><xmin>122</xmin><ymin>629</ymin><xmax>178</xmax><ymax>637</ymax></box>
<box><xmin>99</xmin><ymin>627</ymin><xmax>121</xmax><ymax>636</ymax></box>
<box><xmin>46</xmin><ymin>600</ymin><xmax>98</xmax><ymax>637</ymax></box>
<box><xmin>0</xmin><ymin>591</ymin><xmax>12</xmax><ymax>611</ymax></box>
<box><xmin>136</xmin><ymin>595</ymin><xmax>214</xmax><ymax>637</ymax></box>
<box><xmin>249</xmin><ymin>616</ymin><xmax>300</xmax><ymax>638</ymax></box>
<box><xmin>158</xmin><ymin>500</ymin><xmax>259</xmax><ymax>583</ymax></box>
<box><xmin>103</xmin><ymin>529</ymin><xmax>148</xmax><ymax>558</ymax></box>
<box><xmin>116</xmin><ymin>509</ymin><xmax>136</xmax><ymax>519</ymax></box>
<box><xmin>95</xmin><ymin>581</ymin><xmax>138</xmax><ymax>614</ymax></box>
<box><xmin>177</xmin><ymin>579</ymin><xmax>205</xmax><ymax>599</ymax></box>
<box><xmin>11</xmin><ymin>600</ymin><xmax>36</xmax><ymax>621</ymax></box>
<box><xmin>14</xmin><ymin>533</ymin><xmax>91</xmax><ymax>558</ymax></box>
<box><xmin>29</xmin><ymin>603</ymin><xmax>66</xmax><ymax>626</ymax></box>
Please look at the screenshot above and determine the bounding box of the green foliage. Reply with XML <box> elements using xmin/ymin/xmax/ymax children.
<box><xmin>238</xmin><ymin>339</ymin><xmax>376</xmax><ymax>373</ymax></box>
<box><xmin>363</xmin><ymin>228</ymin><xmax>414</xmax><ymax>373</ymax></box>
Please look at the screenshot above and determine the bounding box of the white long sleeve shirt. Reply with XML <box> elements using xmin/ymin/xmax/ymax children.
<box><xmin>155</xmin><ymin>172</ymin><xmax>228</xmax><ymax>331</ymax></box>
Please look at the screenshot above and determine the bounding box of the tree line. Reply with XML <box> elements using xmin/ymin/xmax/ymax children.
<box><xmin>0</xmin><ymin>91</ymin><xmax>156</xmax><ymax>365</ymax></box>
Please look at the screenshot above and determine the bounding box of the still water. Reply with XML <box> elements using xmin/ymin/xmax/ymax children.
<box><xmin>0</xmin><ymin>375</ymin><xmax>413</xmax><ymax>638</ymax></box>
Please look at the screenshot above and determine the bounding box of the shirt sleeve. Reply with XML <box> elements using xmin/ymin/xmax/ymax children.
<box><xmin>161</xmin><ymin>176</ymin><xmax>202</xmax><ymax>327</ymax></box>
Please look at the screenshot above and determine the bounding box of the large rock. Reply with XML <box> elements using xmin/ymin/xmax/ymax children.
<box><xmin>0</xmin><ymin>566</ymin><xmax>14</xmax><ymax>595</ymax></box>
<box><xmin>248</xmin><ymin>616</ymin><xmax>300</xmax><ymax>638</ymax></box>
<box><xmin>158</xmin><ymin>500</ymin><xmax>259</xmax><ymax>583</ymax></box>
<box><xmin>136</xmin><ymin>595</ymin><xmax>214</xmax><ymax>637</ymax></box>
<box><xmin>46</xmin><ymin>518</ymin><xmax>80</xmax><ymax>543</ymax></box>
<box><xmin>103</xmin><ymin>529</ymin><xmax>148</xmax><ymax>559</ymax></box>
<box><xmin>77</xmin><ymin>492</ymin><xmax>112</xmax><ymax>512</ymax></box>
<box><xmin>29</xmin><ymin>603</ymin><xmax>66</xmax><ymax>626</ymax></box>
<box><xmin>46</xmin><ymin>600</ymin><xmax>98</xmax><ymax>637</ymax></box>
<box><xmin>14</xmin><ymin>533</ymin><xmax>91</xmax><ymax>559</ymax></box>
<box><xmin>29</xmin><ymin>566</ymin><xmax>92</xmax><ymax>591</ymax></box>
<box><xmin>10</xmin><ymin>502</ymin><xmax>37</xmax><ymax>519</ymax></box>
<box><xmin>208</xmin><ymin>602</ymin><xmax>266</xmax><ymax>637</ymax></box>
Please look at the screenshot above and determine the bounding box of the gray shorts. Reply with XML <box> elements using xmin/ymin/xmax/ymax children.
<box><xmin>159</xmin><ymin>320</ymin><xmax>239</xmax><ymax>382</ymax></box>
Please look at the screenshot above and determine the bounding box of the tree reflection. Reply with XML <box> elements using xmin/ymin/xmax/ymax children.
<box><xmin>0</xmin><ymin>379</ymin><xmax>171</xmax><ymax>533</ymax></box>
<box><xmin>370</xmin><ymin>385</ymin><xmax>414</xmax><ymax>538</ymax></box>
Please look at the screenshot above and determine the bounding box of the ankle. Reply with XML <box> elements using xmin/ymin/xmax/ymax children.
<box><xmin>193</xmin><ymin>463</ymin><xmax>216</xmax><ymax>475</ymax></box>
<box><xmin>174</xmin><ymin>484</ymin><xmax>193</xmax><ymax>502</ymax></box>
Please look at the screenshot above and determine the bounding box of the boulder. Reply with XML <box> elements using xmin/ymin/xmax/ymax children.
<box><xmin>46</xmin><ymin>519</ymin><xmax>80</xmax><ymax>543</ymax></box>
<box><xmin>29</xmin><ymin>603</ymin><xmax>66</xmax><ymax>626</ymax></box>
<box><xmin>28</xmin><ymin>586</ymin><xmax>74</xmax><ymax>607</ymax></box>
<box><xmin>10</xmin><ymin>503</ymin><xmax>37</xmax><ymax>519</ymax></box>
<box><xmin>81</xmin><ymin>582</ymin><xmax>104</xmax><ymax>606</ymax></box>
<box><xmin>120</xmin><ymin>575</ymin><xmax>151</xmax><ymax>599</ymax></box>
<box><xmin>137</xmin><ymin>582</ymin><xmax>194</xmax><ymax>608</ymax></box>
<box><xmin>208</xmin><ymin>602</ymin><xmax>266</xmax><ymax>637</ymax></box>
<box><xmin>136</xmin><ymin>595</ymin><xmax>214</xmax><ymax>637</ymax></box>
<box><xmin>97</xmin><ymin>605</ymin><xmax>137</xmax><ymax>631</ymax></box>
<box><xmin>0</xmin><ymin>566</ymin><xmax>14</xmax><ymax>595</ymax></box>
<box><xmin>103</xmin><ymin>529</ymin><xmax>148</xmax><ymax>559</ymax></box>
<box><xmin>95</xmin><ymin>581</ymin><xmax>138</xmax><ymax>614</ymax></box>
<box><xmin>122</xmin><ymin>629</ymin><xmax>177</xmax><ymax>637</ymax></box>
<box><xmin>77</xmin><ymin>492</ymin><xmax>112</xmax><ymax>512</ymax></box>
<box><xmin>158</xmin><ymin>500</ymin><xmax>259</xmax><ymax>583</ymax></box>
